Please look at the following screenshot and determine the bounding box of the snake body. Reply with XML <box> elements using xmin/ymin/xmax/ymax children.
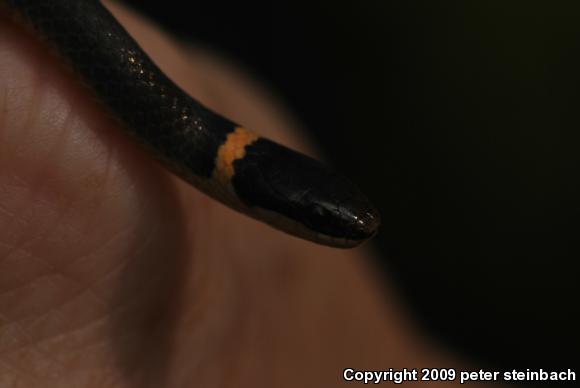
<box><xmin>1</xmin><ymin>0</ymin><xmax>380</xmax><ymax>248</ymax></box>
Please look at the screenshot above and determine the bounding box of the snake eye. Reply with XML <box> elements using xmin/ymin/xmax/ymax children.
<box><xmin>311</xmin><ymin>204</ymin><xmax>327</xmax><ymax>217</ymax></box>
<box><xmin>303</xmin><ymin>203</ymin><xmax>330</xmax><ymax>229</ymax></box>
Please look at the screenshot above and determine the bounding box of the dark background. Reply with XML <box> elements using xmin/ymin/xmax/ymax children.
<box><xmin>125</xmin><ymin>0</ymin><xmax>578</xmax><ymax>378</ymax></box>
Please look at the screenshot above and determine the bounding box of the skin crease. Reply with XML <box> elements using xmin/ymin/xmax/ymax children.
<box><xmin>0</xmin><ymin>1</ymin><xmax>496</xmax><ymax>387</ymax></box>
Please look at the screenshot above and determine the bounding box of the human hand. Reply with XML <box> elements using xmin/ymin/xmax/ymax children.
<box><xmin>0</xmin><ymin>2</ymin><xmax>488</xmax><ymax>387</ymax></box>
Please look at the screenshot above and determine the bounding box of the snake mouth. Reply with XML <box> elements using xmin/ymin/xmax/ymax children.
<box><xmin>246</xmin><ymin>206</ymin><xmax>377</xmax><ymax>248</ymax></box>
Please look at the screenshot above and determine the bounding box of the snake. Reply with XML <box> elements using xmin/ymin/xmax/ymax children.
<box><xmin>0</xmin><ymin>0</ymin><xmax>380</xmax><ymax>248</ymax></box>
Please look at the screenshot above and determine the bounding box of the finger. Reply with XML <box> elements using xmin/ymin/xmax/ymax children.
<box><xmin>0</xmin><ymin>5</ymin><xmax>195</xmax><ymax>387</ymax></box>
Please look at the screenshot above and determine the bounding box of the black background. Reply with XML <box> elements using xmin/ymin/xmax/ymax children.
<box><xmin>125</xmin><ymin>0</ymin><xmax>578</xmax><ymax>375</ymax></box>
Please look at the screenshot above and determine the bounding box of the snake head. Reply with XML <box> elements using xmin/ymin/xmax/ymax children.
<box><xmin>232</xmin><ymin>138</ymin><xmax>381</xmax><ymax>248</ymax></box>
